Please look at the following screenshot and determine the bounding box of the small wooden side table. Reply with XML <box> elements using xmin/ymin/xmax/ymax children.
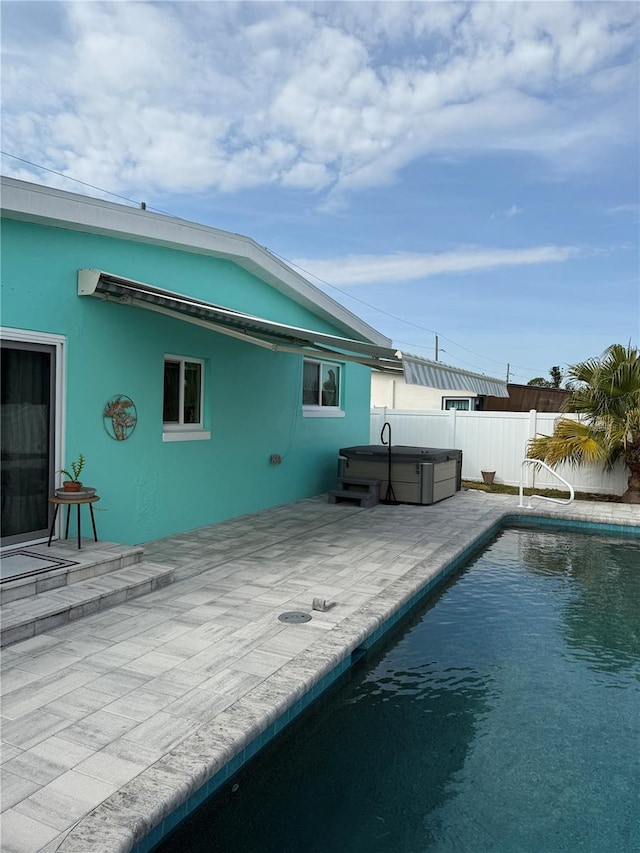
<box><xmin>47</xmin><ymin>494</ymin><xmax>100</xmax><ymax>550</ymax></box>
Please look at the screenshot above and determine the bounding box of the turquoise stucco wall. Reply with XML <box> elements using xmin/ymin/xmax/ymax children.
<box><xmin>1</xmin><ymin>218</ymin><xmax>372</xmax><ymax>544</ymax></box>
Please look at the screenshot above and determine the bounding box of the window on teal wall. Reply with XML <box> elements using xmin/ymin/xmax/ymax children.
<box><xmin>303</xmin><ymin>359</ymin><xmax>344</xmax><ymax>418</ymax></box>
<box><xmin>163</xmin><ymin>356</ymin><xmax>210</xmax><ymax>441</ymax></box>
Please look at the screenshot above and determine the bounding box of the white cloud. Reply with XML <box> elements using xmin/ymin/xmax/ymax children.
<box><xmin>491</xmin><ymin>205</ymin><xmax>524</xmax><ymax>220</ymax></box>
<box><xmin>292</xmin><ymin>246</ymin><xmax>581</xmax><ymax>286</ymax></box>
<box><xmin>606</xmin><ymin>204</ymin><xmax>639</xmax><ymax>214</ymax></box>
<box><xmin>1</xmin><ymin>1</ymin><xmax>638</xmax><ymax>199</ymax></box>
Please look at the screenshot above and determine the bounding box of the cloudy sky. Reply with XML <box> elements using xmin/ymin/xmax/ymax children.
<box><xmin>2</xmin><ymin>1</ymin><xmax>638</xmax><ymax>382</ymax></box>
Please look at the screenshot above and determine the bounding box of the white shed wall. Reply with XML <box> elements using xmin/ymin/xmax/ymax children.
<box><xmin>371</xmin><ymin>372</ymin><xmax>477</xmax><ymax>410</ymax></box>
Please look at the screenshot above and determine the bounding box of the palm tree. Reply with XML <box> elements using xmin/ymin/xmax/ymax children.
<box><xmin>527</xmin><ymin>344</ymin><xmax>640</xmax><ymax>503</ymax></box>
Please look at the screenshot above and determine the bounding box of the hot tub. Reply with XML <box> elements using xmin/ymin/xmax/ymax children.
<box><xmin>338</xmin><ymin>445</ymin><xmax>463</xmax><ymax>505</ymax></box>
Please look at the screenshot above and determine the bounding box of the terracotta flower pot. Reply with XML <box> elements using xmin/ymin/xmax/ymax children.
<box><xmin>481</xmin><ymin>471</ymin><xmax>496</xmax><ymax>485</ymax></box>
<box><xmin>62</xmin><ymin>481</ymin><xmax>83</xmax><ymax>492</ymax></box>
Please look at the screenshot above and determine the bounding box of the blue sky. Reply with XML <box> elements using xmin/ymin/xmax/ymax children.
<box><xmin>2</xmin><ymin>1</ymin><xmax>638</xmax><ymax>383</ymax></box>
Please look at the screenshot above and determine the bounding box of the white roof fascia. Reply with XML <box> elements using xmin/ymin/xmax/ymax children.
<box><xmin>0</xmin><ymin>176</ymin><xmax>390</xmax><ymax>348</ymax></box>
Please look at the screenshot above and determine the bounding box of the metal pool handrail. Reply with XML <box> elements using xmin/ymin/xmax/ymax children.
<box><xmin>518</xmin><ymin>458</ymin><xmax>575</xmax><ymax>509</ymax></box>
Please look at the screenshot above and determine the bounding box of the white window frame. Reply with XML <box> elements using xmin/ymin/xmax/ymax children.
<box><xmin>442</xmin><ymin>397</ymin><xmax>474</xmax><ymax>411</ymax></box>
<box><xmin>162</xmin><ymin>354</ymin><xmax>211</xmax><ymax>442</ymax></box>
<box><xmin>302</xmin><ymin>358</ymin><xmax>345</xmax><ymax>418</ymax></box>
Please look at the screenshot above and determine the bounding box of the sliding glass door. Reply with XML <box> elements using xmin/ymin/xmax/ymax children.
<box><xmin>1</xmin><ymin>341</ymin><xmax>56</xmax><ymax>546</ymax></box>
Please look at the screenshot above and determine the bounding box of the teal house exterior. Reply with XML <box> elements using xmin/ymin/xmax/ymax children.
<box><xmin>1</xmin><ymin>178</ymin><xmax>399</xmax><ymax>548</ymax></box>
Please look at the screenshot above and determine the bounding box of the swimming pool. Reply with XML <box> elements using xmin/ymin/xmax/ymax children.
<box><xmin>154</xmin><ymin>525</ymin><xmax>640</xmax><ymax>852</ymax></box>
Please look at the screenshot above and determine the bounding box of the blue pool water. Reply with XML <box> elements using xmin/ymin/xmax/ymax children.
<box><xmin>156</xmin><ymin>527</ymin><xmax>640</xmax><ymax>852</ymax></box>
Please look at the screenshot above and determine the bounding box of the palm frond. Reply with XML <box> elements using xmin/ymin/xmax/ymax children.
<box><xmin>563</xmin><ymin>344</ymin><xmax>640</xmax><ymax>435</ymax></box>
<box><xmin>528</xmin><ymin>419</ymin><xmax>611</xmax><ymax>468</ymax></box>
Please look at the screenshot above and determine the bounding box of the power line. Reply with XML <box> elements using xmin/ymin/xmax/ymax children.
<box><xmin>393</xmin><ymin>338</ymin><xmax>493</xmax><ymax>373</ymax></box>
<box><xmin>275</xmin><ymin>251</ymin><xmax>543</xmax><ymax>374</ymax></box>
<box><xmin>0</xmin><ymin>151</ymin><xmax>174</xmax><ymax>217</ymax></box>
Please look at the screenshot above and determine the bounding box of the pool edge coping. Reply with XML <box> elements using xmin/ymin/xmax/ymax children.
<box><xmin>57</xmin><ymin>504</ymin><xmax>640</xmax><ymax>853</ymax></box>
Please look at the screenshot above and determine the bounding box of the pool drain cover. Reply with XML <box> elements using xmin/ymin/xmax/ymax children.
<box><xmin>278</xmin><ymin>611</ymin><xmax>312</xmax><ymax>624</ymax></box>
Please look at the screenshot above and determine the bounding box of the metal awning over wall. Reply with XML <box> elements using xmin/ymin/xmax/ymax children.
<box><xmin>78</xmin><ymin>269</ymin><xmax>508</xmax><ymax>397</ymax></box>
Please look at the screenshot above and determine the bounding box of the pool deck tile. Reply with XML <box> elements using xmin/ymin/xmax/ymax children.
<box><xmin>0</xmin><ymin>491</ymin><xmax>638</xmax><ymax>852</ymax></box>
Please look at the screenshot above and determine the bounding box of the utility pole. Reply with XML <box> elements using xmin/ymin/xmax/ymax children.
<box><xmin>506</xmin><ymin>363</ymin><xmax>511</xmax><ymax>383</ymax></box>
<box><xmin>435</xmin><ymin>335</ymin><xmax>439</xmax><ymax>362</ymax></box>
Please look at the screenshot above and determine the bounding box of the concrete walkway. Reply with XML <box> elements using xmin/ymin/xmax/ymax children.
<box><xmin>1</xmin><ymin>492</ymin><xmax>638</xmax><ymax>853</ymax></box>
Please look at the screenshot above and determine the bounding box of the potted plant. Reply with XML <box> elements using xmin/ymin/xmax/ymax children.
<box><xmin>59</xmin><ymin>453</ymin><xmax>86</xmax><ymax>492</ymax></box>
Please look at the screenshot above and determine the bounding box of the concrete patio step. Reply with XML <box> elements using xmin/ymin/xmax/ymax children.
<box><xmin>0</xmin><ymin>543</ymin><xmax>146</xmax><ymax>605</ymax></box>
<box><xmin>0</xmin><ymin>559</ymin><xmax>175</xmax><ymax>648</ymax></box>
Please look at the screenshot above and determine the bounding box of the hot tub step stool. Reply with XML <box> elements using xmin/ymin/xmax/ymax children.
<box><xmin>328</xmin><ymin>477</ymin><xmax>379</xmax><ymax>508</ymax></box>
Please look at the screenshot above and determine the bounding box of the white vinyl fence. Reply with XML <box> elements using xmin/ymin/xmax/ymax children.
<box><xmin>370</xmin><ymin>407</ymin><xmax>627</xmax><ymax>496</ymax></box>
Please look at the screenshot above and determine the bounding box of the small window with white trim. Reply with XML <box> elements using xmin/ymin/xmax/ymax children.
<box><xmin>442</xmin><ymin>397</ymin><xmax>473</xmax><ymax>411</ymax></box>
<box><xmin>163</xmin><ymin>356</ymin><xmax>210</xmax><ymax>441</ymax></box>
<box><xmin>303</xmin><ymin>359</ymin><xmax>344</xmax><ymax>417</ymax></box>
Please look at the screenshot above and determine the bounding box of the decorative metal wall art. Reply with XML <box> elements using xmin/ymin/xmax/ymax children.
<box><xmin>103</xmin><ymin>395</ymin><xmax>137</xmax><ymax>441</ymax></box>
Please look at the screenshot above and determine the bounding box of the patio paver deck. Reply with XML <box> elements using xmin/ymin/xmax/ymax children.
<box><xmin>1</xmin><ymin>492</ymin><xmax>638</xmax><ymax>853</ymax></box>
